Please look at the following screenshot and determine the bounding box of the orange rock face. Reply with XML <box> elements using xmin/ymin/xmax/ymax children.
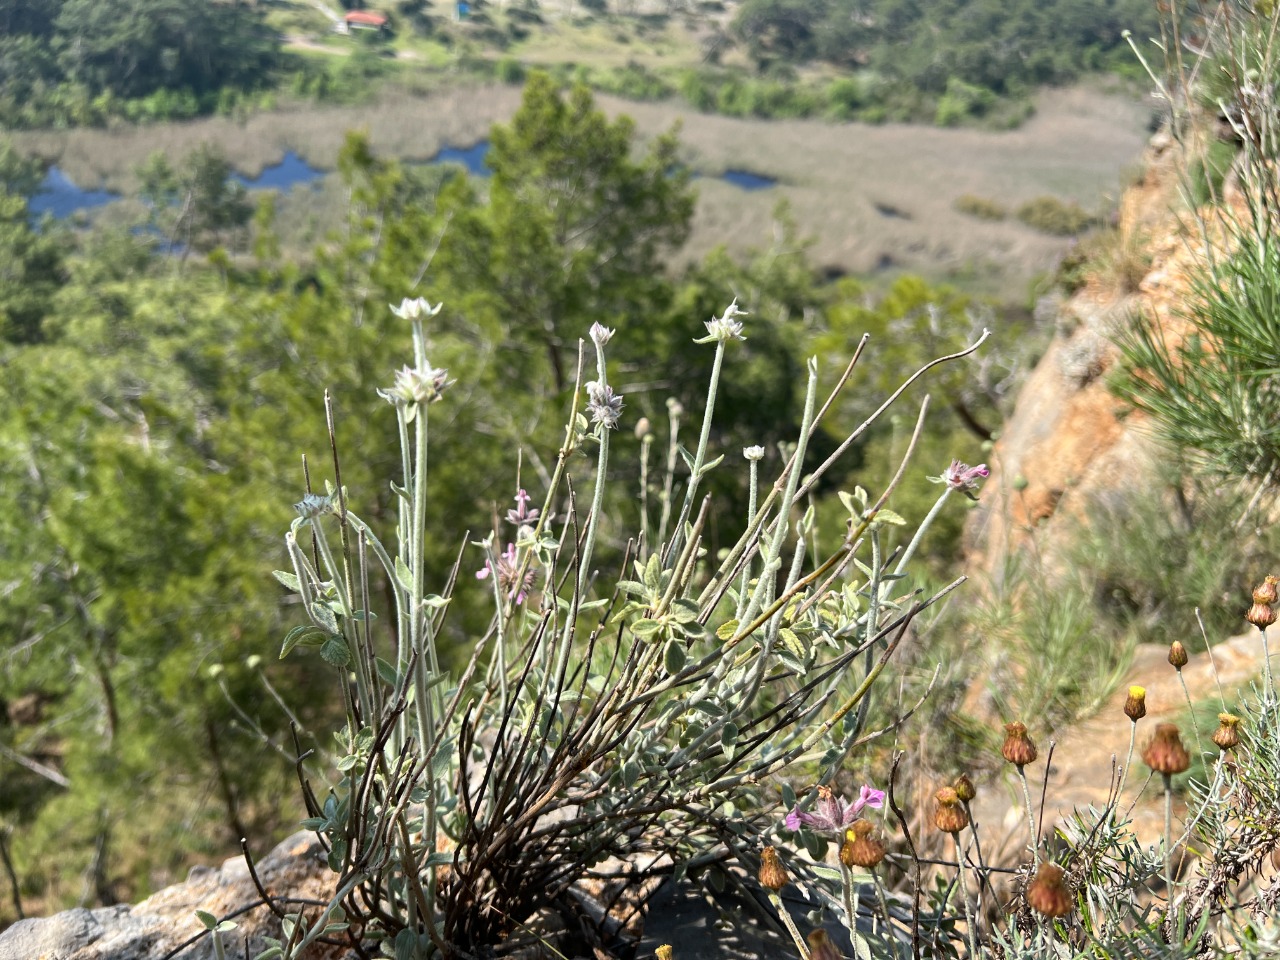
<box><xmin>964</xmin><ymin>129</ymin><xmax>1217</xmax><ymax>582</ymax></box>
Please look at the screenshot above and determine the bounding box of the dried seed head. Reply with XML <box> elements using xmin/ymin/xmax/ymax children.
<box><xmin>1143</xmin><ymin>722</ymin><xmax>1190</xmax><ymax>776</ymax></box>
<box><xmin>1124</xmin><ymin>685</ymin><xmax>1147</xmax><ymax>722</ymax></box>
<box><xmin>840</xmin><ymin>820</ymin><xmax>886</xmax><ymax>869</ymax></box>
<box><xmin>806</xmin><ymin>929</ymin><xmax>844</xmax><ymax>960</ymax></box>
<box><xmin>758</xmin><ymin>846</ymin><xmax>789</xmax><ymax>891</ymax></box>
<box><xmin>1167</xmin><ymin>640</ymin><xmax>1189</xmax><ymax>670</ymax></box>
<box><xmin>1026</xmin><ymin>862</ymin><xmax>1073</xmax><ymax>918</ymax></box>
<box><xmin>953</xmin><ymin>773</ymin><xmax>976</xmax><ymax>803</ymax></box>
<box><xmin>1246</xmin><ymin>602</ymin><xmax>1277</xmax><ymax>629</ymax></box>
<box><xmin>1253</xmin><ymin>575</ymin><xmax>1279</xmax><ymax>605</ymax></box>
<box><xmin>656</xmin><ymin>947</ymin><xmax>674</xmax><ymax>960</ymax></box>
<box><xmin>933</xmin><ymin>787</ymin><xmax>969</xmax><ymax>834</ymax></box>
<box><xmin>1002</xmin><ymin>721</ymin><xmax>1038</xmax><ymax>766</ymax></box>
<box><xmin>1212</xmin><ymin>713</ymin><xmax>1241</xmax><ymax>751</ymax></box>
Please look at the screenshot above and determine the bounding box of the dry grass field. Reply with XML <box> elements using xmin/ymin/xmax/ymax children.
<box><xmin>13</xmin><ymin>82</ymin><xmax>1152</xmax><ymax>297</ymax></box>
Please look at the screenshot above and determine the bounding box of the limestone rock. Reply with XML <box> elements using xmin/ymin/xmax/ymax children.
<box><xmin>0</xmin><ymin>833</ymin><xmax>352</xmax><ymax>960</ymax></box>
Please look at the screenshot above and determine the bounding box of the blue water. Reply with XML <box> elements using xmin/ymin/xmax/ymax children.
<box><xmin>430</xmin><ymin>141</ymin><xmax>492</xmax><ymax>175</ymax></box>
<box><xmin>234</xmin><ymin>151</ymin><xmax>325</xmax><ymax>191</ymax></box>
<box><xmin>29</xmin><ymin>143</ymin><xmax>775</xmax><ymax>223</ymax></box>
<box><xmin>28</xmin><ymin>168</ymin><xmax>120</xmax><ymax>219</ymax></box>
<box><xmin>424</xmin><ymin>140</ymin><xmax>777</xmax><ymax>191</ymax></box>
<box><xmin>719</xmin><ymin>169</ymin><xmax>776</xmax><ymax>191</ymax></box>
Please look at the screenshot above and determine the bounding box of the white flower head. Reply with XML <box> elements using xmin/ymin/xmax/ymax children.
<box><xmin>743</xmin><ymin>445</ymin><xmax>765</xmax><ymax>461</ymax></box>
<box><xmin>390</xmin><ymin>297</ymin><xmax>444</xmax><ymax>320</ymax></box>
<box><xmin>589</xmin><ymin>322</ymin><xmax>615</xmax><ymax>348</ymax></box>
<box><xmin>697</xmin><ymin>298</ymin><xmax>748</xmax><ymax>343</ymax></box>
<box><xmin>586</xmin><ymin>380</ymin><xmax>624</xmax><ymax>430</ymax></box>
<box><xmin>379</xmin><ymin>363</ymin><xmax>453</xmax><ymax>406</ymax></box>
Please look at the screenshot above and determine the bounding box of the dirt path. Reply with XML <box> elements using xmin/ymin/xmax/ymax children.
<box><xmin>968</xmin><ymin>629</ymin><xmax>1271</xmax><ymax>863</ymax></box>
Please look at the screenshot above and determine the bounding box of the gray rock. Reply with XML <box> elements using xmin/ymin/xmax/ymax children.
<box><xmin>0</xmin><ymin>908</ymin><xmax>104</xmax><ymax>960</ymax></box>
<box><xmin>0</xmin><ymin>832</ymin><xmax>353</xmax><ymax>960</ymax></box>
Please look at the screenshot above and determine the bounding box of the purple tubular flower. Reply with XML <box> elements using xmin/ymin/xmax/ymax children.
<box><xmin>940</xmin><ymin>460</ymin><xmax>989</xmax><ymax>498</ymax></box>
<box><xmin>783</xmin><ymin>784</ymin><xmax>885</xmax><ymax>834</ymax></box>
<box><xmin>505</xmin><ymin>488</ymin><xmax>540</xmax><ymax>527</ymax></box>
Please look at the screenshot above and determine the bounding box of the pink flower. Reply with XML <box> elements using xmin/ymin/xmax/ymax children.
<box><xmin>476</xmin><ymin>542</ymin><xmax>537</xmax><ymax>605</ymax></box>
<box><xmin>939</xmin><ymin>460</ymin><xmax>989</xmax><ymax>498</ymax></box>
<box><xmin>783</xmin><ymin>784</ymin><xmax>885</xmax><ymax>834</ymax></box>
<box><xmin>505</xmin><ymin>488</ymin><xmax>540</xmax><ymax>527</ymax></box>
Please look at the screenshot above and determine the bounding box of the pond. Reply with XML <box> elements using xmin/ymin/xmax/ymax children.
<box><xmin>232</xmin><ymin>151</ymin><xmax>326</xmax><ymax>191</ymax></box>
<box><xmin>426</xmin><ymin>140</ymin><xmax>778</xmax><ymax>190</ymax></box>
<box><xmin>28</xmin><ymin>167</ymin><xmax>120</xmax><ymax>219</ymax></box>
<box><xmin>31</xmin><ymin>151</ymin><xmax>326</xmax><ymax>221</ymax></box>
<box><xmin>31</xmin><ymin>142</ymin><xmax>778</xmax><ymax>222</ymax></box>
<box><xmin>719</xmin><ymin>169</ymin><xmax>776</xmax><ymax>191</ymax></box>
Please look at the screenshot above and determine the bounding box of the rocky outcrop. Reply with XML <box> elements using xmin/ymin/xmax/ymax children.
<box><xmin>965</xmin><ymin>128</ymin><xmax>1200</xmax><ymax>582</ymax></box>
<box><xmin>0</xmin><ymin>833</ymin><xmax>351</xmax><ymax>960</ymax></box>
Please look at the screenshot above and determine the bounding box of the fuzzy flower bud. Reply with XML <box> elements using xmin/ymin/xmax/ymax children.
<box><xmin>1167</xmin><ymin>640</ymin><xmax>1188</xmax><ymax>670</ymax></box>
<box><xmin>1142</xmin><ymin>722</ymin><xmax>1190</xmax><ymax>776</ymax></box>
<box><xmin>758</xmin><ymin>846</ymin><xmax>788</xmax><ymax>891</ymax></box>
<box><xmin>1026</xmin><ymin>862</ymin><xmax>1073</xmax><ymax>918</ymax></box>
<box><xmin>1001</xmin><ymin>721</ymin><xmax>1038</xmax><ymax>767</ymax></box>
<box><xmin>389</xmin><ymin>297</ymin><xmax>443</xmax><ymax>320</ymax></box>
<box><xmin>656</xmin><ymin>947</ymin><xmax>673</xmax><ymax>960</ymax></box>
<box><xmin>589</xmin><ymin>322</ymin><xmax>615</xmax><ymax>348</ymax></box>
<box><xmin>294</xmin><ymin>492</ymin><xmax>333</xmax><ymax>520</ymax></box>
<box><xmin>381</xmin><ymin>363</ymin><xmax>453</xmax><ymax>407</ymax></box>
<box><xmin>953</xmin><ymin>774</ymin><xmax>976</xmax><ymax>803</ymax></box>
<box><xmin>586</xmin><ymin>381</ymin><xmax>624</xmax><ymax>430</ymax></box>
<box><xmin>635</xmin><ymin>417</ymin><xmax>652</xmax><ymax>440</ymax></box>
<box><xmin>1124</xmin><ymin>685</ymin><xmax>1147</xmax><ymax>722</ymax></box>
<box><xmin>1253</xmin><ymin>575</ymin><xmax>1278</xmax><ymax>605</ymax></box>
<box><xmin>698</xmin><ymin>298</ymin><xmax>748</xmax><ymax>343</ymax></box>
<box><xmin>743</xmin><ymin>445</ymin><xmax>765</xmax><ymax>461</ymax></box>
<box><xmin>1212</xmin><ymin>713</ymin><xmax>1241</xmax><ymax>752</ymax></box>
<box><xmin>933</xmin><ymin>787</ymin><xmax>969</xmax><ymax>834</ymax></box>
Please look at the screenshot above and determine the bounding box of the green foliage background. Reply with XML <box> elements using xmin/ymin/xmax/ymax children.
<box><xmin>0</xmin><ymin>75</ymin><xmax>1012</xmax><ymax>920</ymax></box>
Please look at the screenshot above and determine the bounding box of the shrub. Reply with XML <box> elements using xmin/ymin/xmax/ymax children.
<box><xmin>1015</xmin><ymin>195</ymin><xmax>1096</xmax><ymax>235</ymax></box>
<box><xmin>953</xmin><ymin>193</ymin><xmax>1007</xmax><ymax>221</ymax></box>
<box><xmin>494</xmin><ymin>56</ymin><xmax>525</xmax><ymax>85</ymax></box>
<box><xmin>269</xmin><ymin>297</ymin><xmax>991</xmax><ymax>955</ymax></box>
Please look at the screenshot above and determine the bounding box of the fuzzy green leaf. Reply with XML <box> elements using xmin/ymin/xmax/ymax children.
<box><xmin>272</xmin><ymin>570</ymin><xmax>301</xmax><ymax>593</ymax></box>
<box><xmin>663</xmin><ymin>639</ymin><xmax>686</xmax><ymax>673</ymax></box>
<box><xmin>320</xmin><ymin>634</ymin><xmax>351</xmax><ymax>667</ymax></box>
<box><xmin>632</xmin><ymin>618</ymin><xmax>663</xmax><ymax>639</ymax></box>
<box><xmin>394</xmin><ymin>556</ymin><xmax>413</xmax><ymax>594</ymax></box>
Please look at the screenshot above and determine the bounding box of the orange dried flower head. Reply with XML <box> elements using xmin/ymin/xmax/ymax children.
<box><xmin>1143</xmin><ymin>722</ymin><xmax>1190</xmax><ymax>776</ymax></box>
<box><xmin>1212</xmin><ymin>713</ymin><xmax>1241</xmax><ymax>751</ymax></box>
<box><xmin>840</xmin><ymin>820</ymin><xmax>886</xmax><ymax>869</ymax></box>
<box><xmin>1026</xmin><ymin>862</ymin><xmax>1073</xmax><ymax>918</ymax></box>
<box><xmin>758</xmin><ymin>846</ymin><xmax>788</xmax><ymax>891</ymax></box>
<box><xmin>1167</xmin><ymin>641</ymin><xmax>1189</xmax><ymax>669</ymax></box>
<box><xmin>953</xmin><ymin>773</ymin><xmax>976</xmax><ymax>803</ymax></box>
<box><xmin>933</xmin><ymin>786</ymin><xmax>969</xmax><ymax>834</ymax></box>
<box><xmin>1253</xmin><ymin>575</ymin><xmax>1279</xmax><ymax>605</ymax></box>
<box><xmin>1124</xmin><ymin>685</ymin><xmax>1147</xmax><ymax>722</ymax></box>
<box><xmin>807</xmin><ymin>929</ymin><xmax>844</xmax><ymax>960</ymax></box>
<box><xmin>1002</xmin><ymin>721</ymin><xmax>1038</xmax><ymax>766</ymax></box>
<box><xmin>1246</xmin><ymin>602</ymin><xmax>1277</xmax><ymax>629</ymax></box>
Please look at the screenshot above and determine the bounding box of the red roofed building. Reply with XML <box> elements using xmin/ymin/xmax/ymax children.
<box><xmin>342</xmin><ymin>10</ymin><xmax>389</xmax><ymax>30</ymax></box>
